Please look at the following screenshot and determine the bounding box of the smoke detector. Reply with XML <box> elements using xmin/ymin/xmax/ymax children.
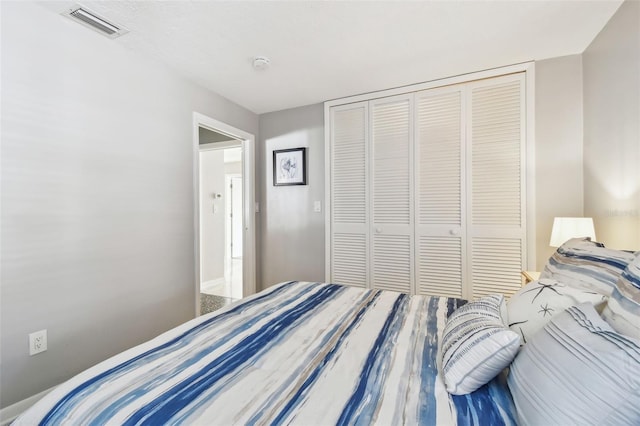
<box><xmin>252</xmin><ymin>56</ymin><xmax>271</xmax><ymax>71</ymax></box>
<box><xmin>64</xmin><ymin>5</ymin><xmax>128</xmax><ymax>39</ymax></box>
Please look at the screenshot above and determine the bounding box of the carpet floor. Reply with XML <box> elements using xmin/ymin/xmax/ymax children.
<box><xmin>200</xmin><ymin>293</ymin><xmax>238</xmax><ymax>315</ymax></box>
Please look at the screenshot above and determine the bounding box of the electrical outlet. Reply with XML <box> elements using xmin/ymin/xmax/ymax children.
<box><xmin>29</xmin><ymin>329</ymin><xmax>47</xmax><ymax>356</ymax></box>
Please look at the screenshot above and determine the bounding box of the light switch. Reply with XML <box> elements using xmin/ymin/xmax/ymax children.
<box><xmin>314</xmin><ymin>201</ymin><xmax>322</xmax><ymax>213</ymax></box>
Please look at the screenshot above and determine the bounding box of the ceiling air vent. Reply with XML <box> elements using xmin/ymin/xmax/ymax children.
<box><xmin>64</xmin><ymin>6</ymin><xmax>128</xmax><ymax>38</ymax></box>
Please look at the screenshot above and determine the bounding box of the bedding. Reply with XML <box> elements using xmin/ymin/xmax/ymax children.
<box><xmin>441</xmin><ymin>295</ymin><xmax>519</xmax><ymax>395</ymax></box>
<box><xmin>14</xmin><ymin>281</ymin><xmax>516</xmax><ymax>426</ymax></box>
<box><xmin>602</xmin><ymin>253</ymin><xmax>640</xmax><ymax>339</ymax></box>
<box><xmin>540</xmin><ymin>237</ymin><xmax>635</xmax><ymax>295</ymax></box>
<box><xmin>508</xmin><ymin>302</ymin><xmax>640</xmax><ymax>425</ymax></box>
<box><xmin>507</xmin><ymin>278</ymin><xmax>606</xmax><ymax>344</ymax></box>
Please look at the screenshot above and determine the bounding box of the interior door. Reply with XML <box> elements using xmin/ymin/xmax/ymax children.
<box><xmin>370</xmin><ymin>94</ymin><xmax>414</xmax><ymax>294</ymax></box>
<box><xmin>466</xmin><ymin>74</ymin><xmax>526</xmax><ymax>298</ymax></box>
<box><xmin>414</xmin><ymin>86</ymin><xmax>465</xmax><ymax>298</ymax></box>
<box><xmin>330</xmin><ymin>102</ymin><xmax>369</xmax><ymax>288</ymax></box>
<box><xmin>231</xmin><ymin>176</ymin><xmax>243</xmax><ymax>258</ymax></box>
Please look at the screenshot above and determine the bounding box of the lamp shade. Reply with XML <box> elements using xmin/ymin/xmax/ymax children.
<box><xmin>549</xmin><ymin>217</ymin><xmax>596</xmax><ymax>247</ymax></box>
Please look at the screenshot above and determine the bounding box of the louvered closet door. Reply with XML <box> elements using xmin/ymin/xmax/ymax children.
<box><xmin>370</xmin><ymin>95</ymin><xmax>414</xmax><ymax>293</ymax></box>
<box><xmin>415</xmin><ymin>86</ymin><xmax>465</xmax><ymax>298</ymax></box>
<box><xmin>467</xmin><ymin>74</ymin><xmax>526</xmax><ymax>298</ymax></box>
<box><xmin>330</xmin><ymin>103</ymin><xmax>369</xmax><ymax>288</ymax></box>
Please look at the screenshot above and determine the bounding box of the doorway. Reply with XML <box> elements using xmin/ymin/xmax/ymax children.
<box><xmin>193</xmin><ymin>113</ymin><xmax>256</xmax><ymax>316</ymax></box>
<box><xmin>199</xmin><ymin>143</ymin><xmax>243</xmax><ymax>302</ymax></box>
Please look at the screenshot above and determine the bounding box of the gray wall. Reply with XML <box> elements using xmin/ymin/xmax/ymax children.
<box><xmin>0</xmin><ymin>2</ymin><xmax>258</xmax><ymax>408</ymax></box>
<box><xmin>534</xmin><ymin>55</ymin><xmax>585</xmax><ymax>269</ymax></box>
<box><xmin>583</xmin><ymin>0</ymin><xmax>640</xmax><ymax>251</ymax></box>
<box><xmin>258</xmin><ymin>104</ymin><xmax>325</xmax><ymax>289</ymax></box>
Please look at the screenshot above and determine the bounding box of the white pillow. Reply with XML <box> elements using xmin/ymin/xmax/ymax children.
<box><xmin>440</xmin><ymin>294</ymin><xmax>519</xmax><ymax>395</ymax></box>
<box><xmin>507</xmin><ymin>278</ymin><xmax>606</xmax><ymax>344</ymax></box>
<box><xmin>602</xmin><ymin>254</ymin><xmax>640</xmax><ymax>339</ymax></box>
<box><xmin>508</xmin><ymin>303</ymin><xmax>640</xmax><ymax>425</ymax></box>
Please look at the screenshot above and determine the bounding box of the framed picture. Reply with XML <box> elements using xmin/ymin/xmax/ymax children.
<box><xmin>273</xmin><ymin>147</ymin><xmax>307</xmax><ymax>186</ymax></box>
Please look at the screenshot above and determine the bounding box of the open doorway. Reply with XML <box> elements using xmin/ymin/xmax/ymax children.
<box><xmin>194</xmin><ymin>113</ymin><xmax>256</xmax><ymax>316</ymax></box>
<box><xmin>199</xmin><ymin>142</ymin><xmax>243</xmax><ymax>303</ymax></box>
<box><xmin>226</xmin><ymin>173</ymin><xmax>243</xmax><ymax>296</ymax></box>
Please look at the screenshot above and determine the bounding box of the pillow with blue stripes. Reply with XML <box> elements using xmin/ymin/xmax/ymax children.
<box><xmin>508</xmin><ymin>302</ymin><xmax>640</xmax><ymax>425</ymax></box>
<box><xmin>603</xmin><ymin>253</ymin><xmax>640</xmax><ymax>339</ymax></box>
<box><xmin>540</xmin><ymin>237</ymin><xmax>635</xmax><ymax>296</ymax></box>
<box><xmin>441</xmin><ymin>294</ymin><xmax>520</xmax><ymax>395</ymax></box>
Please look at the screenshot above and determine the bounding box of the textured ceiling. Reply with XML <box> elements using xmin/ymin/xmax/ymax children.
<box><xmin>40</xmin><ymin>1</ymin><xmax>622</xmax><ymax>114</ymax></box>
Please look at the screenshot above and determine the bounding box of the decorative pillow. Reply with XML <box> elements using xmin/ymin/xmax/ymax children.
<box><xmin>540</xmin><ymin>237</ymin><xmax>635</xmax><ymax>295</ymax></box>
<box><xmin>602</xmin><ymin>254</ymin><xmax>640</xmax><ymax>339</ymax></box>
<box><xmin>507</xmin><ymin>278</ymin><xmax>606</xmax><ymax>344</ymax></box>
<box><xmin>441</xmin><ymin>294</ymin><xmax>520</xmax><ymax>395</ymax></box>
<box><xmin>508</xmin><ymin>303</ymin><xmax>640</xmax><ymax>425</ymax></box>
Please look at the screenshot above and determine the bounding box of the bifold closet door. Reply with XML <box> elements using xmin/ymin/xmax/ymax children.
<box><xmin>329</xmin><ymin>102</ymin><xmax>369</xmax><ymax>288</ymax></box>
<box><xmin>370</xmin><ymin>95</ymin><xmax>414</xmax><ymax>294</ymax></box>
<box><xmin>467</xmin><ymin>74</ymin><xmax>526</xmax><ymax>298</ymax></box>
<box><xmin>414</xmin><ymin>86</ymin><xmax>465</xmax><ymax>298</ymax></box>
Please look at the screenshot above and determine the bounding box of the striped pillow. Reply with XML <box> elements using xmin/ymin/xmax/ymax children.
<box><xmin>508</xmin><ymin>303</ymin><xmax>640</xmax><ymax>425</ymax></box>
<box><xmin>602</xmin><ymin>254</ymin><xmax>640</xmax><ymax>339</ymax></box>
<box><xmin>440</xmin><ymin>295</ymin><xmax>520</xmax><ymax>395</ymax></box>
<box><xmin>540</xmin><ymin>237</ymin><xmax>635</xmax><ymax>295</ymax></box>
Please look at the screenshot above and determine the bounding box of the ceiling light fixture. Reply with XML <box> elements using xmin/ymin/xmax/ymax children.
<box><xmin>252</xmin><ymin>56</ymin><xmax>271</xmax><ymax>71</ymax></box>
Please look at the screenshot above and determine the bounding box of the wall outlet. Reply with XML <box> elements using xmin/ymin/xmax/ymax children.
<box><xmin>29</xmin><ymin>329</ymin><xmax>47</xmax><ymax>356</ymax></box>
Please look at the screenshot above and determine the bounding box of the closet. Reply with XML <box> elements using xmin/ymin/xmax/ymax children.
<box><xmin>326</xmin><ymin>69</ymin><xmax>531</xmax><ymax>299</ymax></box>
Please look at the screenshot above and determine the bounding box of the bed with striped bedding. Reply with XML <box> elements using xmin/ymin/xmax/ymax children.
<box><xmin>15</xmin><ymin>281</ymin><xmax>516</xmax><ymax>425</ymax></box>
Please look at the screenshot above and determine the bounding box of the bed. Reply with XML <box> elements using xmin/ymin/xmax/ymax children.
<box><xmin>14</xmin><ymin>281</ymin><xmax>516</xmax><ymax>425</ymax></box>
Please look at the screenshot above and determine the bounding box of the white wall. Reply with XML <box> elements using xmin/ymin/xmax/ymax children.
<box><xmin>583</xmin><ymin>0</ymin><xmax>640</xmax><ymax>251</ymax></box>
<box><xmin>0</xmin><ymin>2</ymin><xmax>258</xmax><ymax>408</ymax></box>
<box><xmin>258</xmin><ymin>104</ymin><xmax>325</xmax><ymax>288</ymax></box>
<box><xmin>225</xmin><ymin>161</ymin><xmax>242</xmax><ymax>175</ymax></box>
<box><xmin>199</xmin><ymin>150</ymin><xmax>226</xmax><ymax>282</ymax></box>
<box><xmin>534</xmin><ymin>55</ymin><xmax>585</xmax><ymax>269</ymax></box>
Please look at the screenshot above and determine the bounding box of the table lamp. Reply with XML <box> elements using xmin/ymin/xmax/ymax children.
<box><xmin>549</xmin><ymin>217</ymin><xmax>596</xmax><ymax>247</ymax></box>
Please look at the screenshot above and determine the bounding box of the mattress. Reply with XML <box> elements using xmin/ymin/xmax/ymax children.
<box><xmin>15</xmin><ymin>281</ymin><xmax>516</xmax><ymax>425</ymax></box>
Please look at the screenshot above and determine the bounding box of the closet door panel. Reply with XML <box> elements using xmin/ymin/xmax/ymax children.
<box><xmin>370</xmin><ymin>95</ymin><xmax>413</xmax><ymax>294</ymax></box>
<box><xmin>470</xmin><ymin>236</ymin><xmax>522</xmax><ymax>298</ymax></box>
<box><xmin>415</xmin><ymin>87</ymin><xmax>464</xmax><ymax>298</ymax></box>
<box><xmin>330</xmin><ymin>103</ymin><xmax>369</xmax><ymax>288</ymax></box>
<box><xmin>467</xmin><ymin>75</ymin><xmax>526</xmax><ymax>298</ymax></box>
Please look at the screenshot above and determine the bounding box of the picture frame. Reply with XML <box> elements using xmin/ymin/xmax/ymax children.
<box><xmin>273</xmin><ymin>147</ymin><xmax>307</xmax><ymax>186</ymax></box>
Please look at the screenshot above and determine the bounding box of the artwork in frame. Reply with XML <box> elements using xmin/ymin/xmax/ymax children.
<box><xmin>273</xmin><ymin>147</ymin><xmax>307</xmax><ymax>186</ymax></box>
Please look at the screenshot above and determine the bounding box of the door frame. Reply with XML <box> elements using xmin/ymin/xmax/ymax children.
<box><xmin>193</xmin><ymin>113</ymin><xmax>256</xmax><ymax>315</ymax></box>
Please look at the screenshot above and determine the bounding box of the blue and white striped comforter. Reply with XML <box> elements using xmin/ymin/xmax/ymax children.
<box><xmin>15</xmin><ymin>281</ymin><xmax>516</xmax><ymax>425</ymax></box>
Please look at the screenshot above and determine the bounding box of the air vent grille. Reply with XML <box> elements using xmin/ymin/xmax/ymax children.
<box><xmin>65</xmin><ymin>6</ymin><xmax>128</xmax><ymax>38</ymax></box>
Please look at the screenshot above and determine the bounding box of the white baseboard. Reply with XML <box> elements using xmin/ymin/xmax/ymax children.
<box><xmin>0</xmin><ymin>386</ymin><xmax>56</xmax><ymax>426</ymax></box>
<box><xmin>201</xmin><ymin>277</ymin><xmax>226</xmax><ymax>293</ymax></box>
